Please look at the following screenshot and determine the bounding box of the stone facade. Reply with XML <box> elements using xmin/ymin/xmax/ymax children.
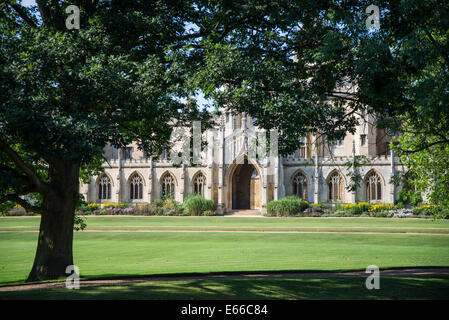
<box><xmin>80</xmin><ymin>112</ymin><xmax>404</xmax><ymax>214</ymax></box>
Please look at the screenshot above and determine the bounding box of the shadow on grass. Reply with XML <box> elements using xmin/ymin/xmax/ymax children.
<box><xmin>1</xmin><ymin>275</ymin><xmax>449</xmax><ymax>300</ymax></box>
<box><xmin>1</xmin><ymin>265</ymin><xmax>449</xmax><ymax>287</ymax></box>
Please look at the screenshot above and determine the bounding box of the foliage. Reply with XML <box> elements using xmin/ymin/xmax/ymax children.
<box><xmin>203</xmin><ymin>210</ymin><xmax>215</xmax><ymax>216</ymax></box>
<box><xmin>393</xmin><ymin>118</ymin><xmax>449</xmax><ymax>214</ymax></box>
<box><xmin>413</xmin><ymin>204</ymin><xmax>438</xmax><ymax>217</ymax></box>
<box><xmin>182</xmin><ymin>194</ymin><xmax>216</xmax><ymax>216</ymax></box>
<box><xmin>266</xmin><ymin>196</ymin><xmax>309</xmax><ymax>217</ymax></box>
<box><xmin>344</xmin><ymin>156</ymin><xmax>370</xmax><ymax>192</ymax></box>
<box><xmin>342</xmin><ymin>202</ymin><xmax>372</xmax><ymax>215</ymax></box>
<box><xmin>396</xmin><ymin>189</ymin><xmax>410</xmax><ymax>207</ymax></box>
<box><xmin>0</xmin><ymin>201</ymin><xmax>14</xmax><ymax>216</ymax></box>
<box><xmin>368</xmin><ymin>203</ymin><xmax>394</xmax><ymax>217</ymax></box>
<box><xmin>73</xmin><ymin>214</ymin><xmax>87</xmax><ymax>231</ymax></box>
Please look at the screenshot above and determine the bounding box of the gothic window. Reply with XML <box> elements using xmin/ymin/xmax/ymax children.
<box><xmin>193</xmin><ymin>172</ymin><xmax>206</xmax><ymax>196</ymax></box>
<box><xmin>328</xmin><ymin>171</ymin><xmax>344</xmax><ymax>201</ymax></box>
<box><xmin>161</xmin><ymin>172</ymin><xmax>175</xmax><ymax>199</ymax></box>
<box><xmin>98</xmin><ymin>174</ymin><xmax>111</xmax><ymax>200</ymax></box>
<box><xmin>366</xmin><ymin>171</ymin><xmax>382</xmax><ymax>201</ymax></box>
<box><xmin>361</xmin><ymin>134</ymin><xmax>367</xmax><ymax>146</ymax></box>
<box><xmin>110</xmin><ymin>146</ymin><xmax>118</xmax><ymax>160</ymax></box>
<box><xmin>161</xmin><ymin>149</ymin><xmax>168</xmax><ymax>161</ymax></box>
<box><xmin>121</xmin><ymin>147</ymin><xmax>132</xmax><ymax>160</ymax></box>
<box><xmin>334</xmin><ymin>138</ymin><xmax>344</xmax><ymax>147</ymax></box>
<box><xmin>292</xmin><ymin>171</ymin><xmax>307</xmax><ymax>200</ymax></box>
<box><xmin>129</xmin><ymin>173</ymin><xmax>143</xmax><ymax>200</ymax></box>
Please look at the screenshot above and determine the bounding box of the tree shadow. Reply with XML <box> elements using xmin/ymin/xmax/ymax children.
<box><xmin>1</xmin><ymin>274</ymin><xmax>449</xmax><ymax>300</ymax></box>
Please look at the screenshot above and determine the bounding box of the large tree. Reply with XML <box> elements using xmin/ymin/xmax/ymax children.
<box><xmin>0</xmin><ymin>0</ymin><xmax>215</xmax><ymax>281</ymax></box>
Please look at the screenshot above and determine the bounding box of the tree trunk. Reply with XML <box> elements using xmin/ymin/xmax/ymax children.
<box><xmin>27</xmin><ymin>159</ymin><xmax>80</xmax><ymax>282</ymax></box>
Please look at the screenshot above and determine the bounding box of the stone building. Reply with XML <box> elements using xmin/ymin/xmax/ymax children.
<box><xmin>80</xmin><ymin>111</ymin><xmax>403</xmax><ymax>214</ymax></box>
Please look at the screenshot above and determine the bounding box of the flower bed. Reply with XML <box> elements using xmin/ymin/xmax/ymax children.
<box><xmin>77</xmin><ymin>196</ymin><xmax>217</xmax><ymax>216</ymax></box>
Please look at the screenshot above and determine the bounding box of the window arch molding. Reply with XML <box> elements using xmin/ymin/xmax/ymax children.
<box><xmin>289</xmin><ymin>169</ymin><xmax>308</xmax><ymax>200</ymax></box>
<box><xmin>160</xmin><ymin>171</ymin><xmax>177</xmax><ymax>199</ymax></box>
<box><xmin>326</xmin><ymin>169</ymin><xmax>345</xmax><ymax>201</ymax></box>
<box><xmin>128</xmin><ymin>171</ymin><xmax>145</xmax><ymax>200</ymax></box>
<box><xmin>96</xmin><ymin>173</ymin><xmax>113</xmax><ymax>201</ymax></box>
<box><xmin>364</xmin><ymin>169</ymin><xmax>384</xmax><ymax>201</ymax></box>
<box><xmin>192</xmin><ymin>171</ymin><xmax>207</xmax><ymax>196</ymax></box>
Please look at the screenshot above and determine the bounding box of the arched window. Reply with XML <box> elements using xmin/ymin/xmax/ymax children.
<box><xmin>366</xmin><ymin>171</ymin><xmax>382</xmax><ymax>201</ymax></box>
<box><xmin>98</xmin><ymin>174</ymin><xmax>111</xmax><ymax>200</ymax></box>
<box><xmin>129</xmin><ymin>173</ymin><xmax>143</xmax><ymax>200</ymax></box>
<box><xmin>328</xmin><ymin>171</ymin><xmax>344</xmax><ymax>201</ymax></box>
<box><xmin>161</xmin><ymin>172</ymin><xmax>175</xmax><ymax>199</ymax></box>
<box><xmin>193</xmin><ymin>172</ymin><xmax>206</xmax><ymax>196</ymax></box>
<box><xmin>292</xmin><ymin>171</ymin><xmax>307</xmax><ymax>200</ymax></box>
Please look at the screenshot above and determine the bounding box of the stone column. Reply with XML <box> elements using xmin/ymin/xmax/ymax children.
<box><xmin>148</xmin><ymin>157</ymin><xmax>153</xmax><ymax>202</ymax></box>
<box><xmin>351</xmin><ymin>140</ymin><xmax>357</xmax><ymax>203</ymax></box>
<box><xmin>278</xmin><ymin>156</ymin><xmax>285</xmax><ymax>199</ymax></box>
<box><xmin>117</xmin><ymin>149</ymin><xmax>124</xmax><ymax>203</ymax></box>
<box><xmin>217</xmin><ymin>124</ymin><xmax>225</xmax><ymax>215</ymax></box>
<box><xmin>206</xmin><ymin>131</ymin><xmax>214</xmax><ymax>201</ymax></box>
<box><xmin>390</xmin><ymin>148</ymin><xmax>396</xmax><ymax>203</ymax></box>
<box><xmin>272</xmin><ymin>156</ymin><xmax>278</xmax><ymax>201</ymax></box>
<box><xmin>314</xmin><ymin>143</ymin><xmax>320</xmax><ymax>204</ymax></box>
<box><xmin>261</xmin><ymin>159</ymin><xmax>268</xmax><ymax>212</ymax></box>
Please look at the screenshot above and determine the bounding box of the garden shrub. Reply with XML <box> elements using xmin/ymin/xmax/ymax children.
<box><xmin>182</xmin><ymin>194</ymin><xmax>216</xmax><ymax>216</ymax></box>
<box><xmin>370</xmin><ymin>210</ymin><xmax>389</xmax><ymax>218</ymax></box>
<box><xmin>342</xmin><ymin>203</ymin><xmax>361</xmax><ymax>215</ymax></box>
<box><xmin>412</xmin><ymin>204</ymin><xmax>446</xmax><ymax>218</ymax></box>
<box><xmin>342</xmin><ymin>202</ymin><xmax>372</xmax><ymax>216</ymax></box>
<box><xmin>78</xmin><ymin>202</ymin><xmax>100</xmax><ymax>215</ymax></box>
<box><xmin>203</xmin><ymin>210</ymin><xmax>215</xmax><ymax>216</ymax></box>
<box><xmin>395</xmin><ymin>189</ymin><xmax>409</xmax><ymax>206</ymax></box>
<box><xmin>266</xmin><ymin>196</ymin><xmax>309</xmax><ymax>217</ymax></box>
<box><xmin>368</xmin><ymin>203</ymin><xmax>393</xmax><ymax>217</ymax></box>
<box><xmin>357</xmin><ymin>202</ymin><xmax>372</xmax><ymax>212</ymax></box>
<box><xmin>410</xmin><ymin>191</ymin><xmax>423</xmax><ymax>206</ymax></box>
<box><xmin>153</xmin><ymin>199</ymin><xmax>164</xmax><ymax>207</ymax></box>
<box><xmin>0</xmin><ymin>201</ymin><xmax>14</xmax><ymax>216</ymax></box>
<box><xmin>163</xmin><ymin>198</ymin><xmax>182</xmax><ymax>215</ymax></box>
<box><xmin>334</xmin><ymin>210</ymin><xmax>347</xmax><ymax>216</ymax></box>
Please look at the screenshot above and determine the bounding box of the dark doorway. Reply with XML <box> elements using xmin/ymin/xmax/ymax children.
<box><xmin>232</xmin><ymin>160</ymin><xmax>259</xmax><ymax>210</ymax></box>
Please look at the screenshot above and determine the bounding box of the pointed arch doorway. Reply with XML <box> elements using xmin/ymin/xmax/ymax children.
<box><xmin>231</xmin><ymin>159</ymin><xmax>261</xmax><ymax>210</ymax></box>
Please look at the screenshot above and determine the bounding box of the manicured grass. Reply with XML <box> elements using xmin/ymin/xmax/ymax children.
<box><xmin>1</xmin><ymin>216</ymin><xmax>449</xmax><ymax>233</ymax></box>
<box><xmin>1</xmin><ymin>216</ymin><xmax>449</xmax><ymax>286</ymax></box>
<box><xmin>2</xmin><ymin>276</ymin><xmax>449</xmax><ymax>300</ymax></box>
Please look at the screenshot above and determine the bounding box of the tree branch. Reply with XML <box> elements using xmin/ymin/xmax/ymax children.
<box><xmin>0</xmin><ymin>139</ymin><xmax>45</xmax><ymax>192</ymax></box>
<box><xmin>9</xmin><ymin>2</ymin><xmax>37</xmax><ymax>28</ymax></box>
<box><xmin>36</xmin><ymin>0</ymin><xmax>65</xmax><ymax>30</ymax></box>
<box><xmin>423</xmin><ymin>28</ymin><xmax>449</xmax><ymax>69</ymax></box>
<box><xmin>0</xmin><ymin>194</ymin><xmax>43</xmax><ymax>214</ymax></box>
<box><xmin>398</xmin><ymin>139</ymin><xmax>449</xmax><ymax>154</ymax></box>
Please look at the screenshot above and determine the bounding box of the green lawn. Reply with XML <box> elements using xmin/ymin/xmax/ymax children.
<box><xmin>1</xmin><ymin>216</ymin><xmax>449</xmax><ymax>289</ymax></box>
<box><xmin>1</xmin><ymin>215</ymin><xmax>449</xmax><ymax>232</ymax></box>
<box><xmin>2</xmin><ymin>276</ymin><xmax>449</xmax><ymax>300</ymax></box>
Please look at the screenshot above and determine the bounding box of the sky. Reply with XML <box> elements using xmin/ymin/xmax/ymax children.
<box><xmin>21</xmin><ymin>0</ymin><xmax>36</xmax><ymax>7</ymax></box>
<box><xmin>18</xmin><ymin>0</ymin><xmax>212</xmax><ymax>109</ymax></box>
